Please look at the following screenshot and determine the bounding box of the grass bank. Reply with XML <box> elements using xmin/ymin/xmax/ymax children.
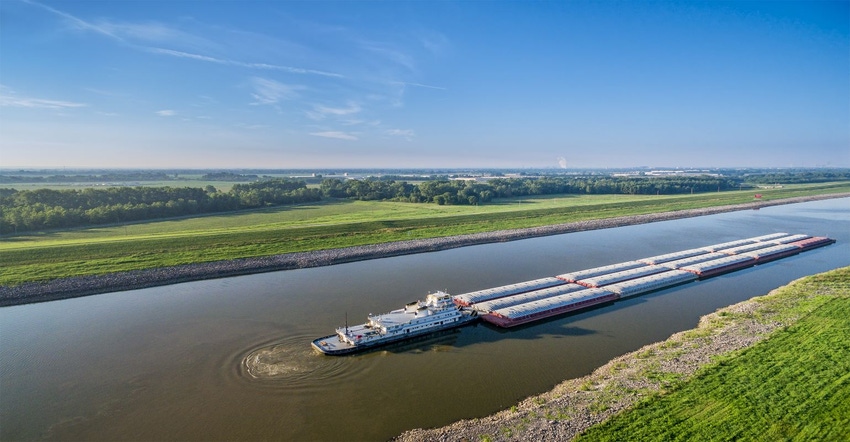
<box><xmin>398</xmin><ymin>267</ymin><xmax>850</xmax><ymax>442</ymax></box>
<box><xmin>1</xmin><ymin>183</ymin><xmax>848</xmax><ymax>286</ymax></box>
<box><xmin>576</xmin><ymin>268</ymin><xmax>850</xmax><ymax>441</ymax></box>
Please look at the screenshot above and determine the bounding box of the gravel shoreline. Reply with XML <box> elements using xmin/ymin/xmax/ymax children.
<box><xmin>1</xmin><ymin>193</ymin><xmax>846</xmax><ymax>307</ymax></box>
<box><xmin>395</xmin><ymin>267</ymin><xmax>849</xmax><ymax>442</ymax></box>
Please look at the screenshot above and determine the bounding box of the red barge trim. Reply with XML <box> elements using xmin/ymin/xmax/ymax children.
<box><xmin>790</xmin><ymin>236</ymin><xmax>836</xmax><ymax>252</ymax></box>
<box><xmin>742</xmin><ymin>243</ymin><xmax>801</xmax><ymax>263</ymax></box>
<box><xmin>679</xmin><ymin>255</ymin><xmax>756</xmax><ymax>278</ymax></box>
<box><xmin>481</xmin><ymin>291</ymin><xmax>617</xmax><ymax>328</ymax></box>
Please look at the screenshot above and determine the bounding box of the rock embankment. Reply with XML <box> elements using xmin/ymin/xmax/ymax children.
<box><xmin>395</xmin><ymin>268</ymin><xmax>849</xmax><ymax>442</ymax></box>
<box><xmin>1</xmin><ymin>194</ymin><xmax>845</xmax><ymax>306</ymax></box>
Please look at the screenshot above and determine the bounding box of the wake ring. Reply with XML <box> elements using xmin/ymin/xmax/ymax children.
<box><xmin>240</xmin><ymin>336</ymin><xmax>374</xmax><ymax>386</ymax></box>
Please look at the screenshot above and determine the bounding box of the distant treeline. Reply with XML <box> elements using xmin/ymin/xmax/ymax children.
<box><xmin>743</xmin><ymin>171</ymin><xmax>850</xmax><ymax>184</ymax></box>
<box><xmin>0</xmin><ymin>172</ymin><xmax>174</xmax><ymax>183</ymax></box>
<box><xmin>200</xmin><ymin>172</ymin><xmax>259</xmax><ymax>181</ymax></box>
<box><xmin>321</xmin><ymin>176</ymin><xmax>737</xmax><ymax>204</ymax></box>
<box><xmin>2</xmin><ymin>172</ymin><xmax>848</xmax><ymax>233</ymax></box>
<box><xmin>0</xmin><ymin>180</ymin><xmax>320</xmax><ymax>234</ymax></box>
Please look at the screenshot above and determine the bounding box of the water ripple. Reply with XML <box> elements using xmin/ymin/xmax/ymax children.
<box><xmin>237</xmin><ymin>334</ymin><xmax>375</xmax><ymax>389</ymax></box>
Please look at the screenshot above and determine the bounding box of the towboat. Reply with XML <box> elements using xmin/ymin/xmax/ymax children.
<box><xmin>311</xmin><ymin>291</ymin><xmax>477</xmax><ymax>355</ymax></box>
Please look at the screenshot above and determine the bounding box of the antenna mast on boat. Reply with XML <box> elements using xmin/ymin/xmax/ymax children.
<box><xmin>345</xmin><ymin>312</ymin><xmax>349</xmax><ymax>335</ymax></box>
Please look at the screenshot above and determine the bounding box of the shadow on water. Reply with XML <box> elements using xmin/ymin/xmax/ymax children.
<box><xmin>318</xmin><ymin>317</ymin><xmax>603</xmax><ymax>359</ymax></box>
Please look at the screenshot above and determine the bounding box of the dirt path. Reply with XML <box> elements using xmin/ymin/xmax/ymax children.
<box><xmin>1</xmin><ymin>193</ymin><xmax>846</xmax><ymax>306</ymax></box>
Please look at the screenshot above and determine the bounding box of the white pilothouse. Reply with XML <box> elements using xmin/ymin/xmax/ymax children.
<box><xmin>311</xmin><ymin>291</ymin><xmax>477</xmax><ymax>355</ymax></box>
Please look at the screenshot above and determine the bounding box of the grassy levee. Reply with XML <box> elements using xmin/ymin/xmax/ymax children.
<box><xmin>576</xmin><ymin>268</ymin><xmax>850</xmax><ymax>442</ymax></box>
<box><xmin>2</xmin><ymin>182</ymin><xmax>848</xmax><ymax>286</ymax></box>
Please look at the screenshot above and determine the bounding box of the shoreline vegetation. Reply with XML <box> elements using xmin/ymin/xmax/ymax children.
<box><xmin>396</xmin><ymin>266</ymin><xmax>850</xmax><ymax>442</ymax></box>
<box><xmin>1</xmin><ymin>193</ymin><xmax>846</xmax><ymax>306</ymax></box>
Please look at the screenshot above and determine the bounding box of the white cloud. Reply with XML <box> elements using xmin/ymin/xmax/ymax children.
<box><xmin>316</xmin><ymin>102</ymin><xmax>362</xmax><ymax>116</ymax></box>
<box><xmin>386</xmin><ymin>128</ymin><xmax>415</xmax><ymax>141</ymax></box>
<box><xmin>249</xmin><ymin>77</ymin><xmax>302</xmax><ymax>105</ymax></box>
<box><xmin>309</xmin><ymin>131</ymin><xmax>358</xmax><ymax>140</ymax></box>
<box><xmin>391</xmin><ymin>81</ymin><xmax>446</xmax><ymax>91</ymax></box>
<box><xmin>27</xmin><ymin>0</ymin><xmax>120</xmax><ymax>40</ymax></box>
<box><xmin>146</xmin><ymin>48</ymin><xmax>343</xmax><ymax>78</ymax></box>
<box><xmin>235</xmin><ymin>123</ymin><xmax>268</xmax><ymax>130</ymax></box>
<box><xmin>146</xmin><ymin>47</ymin><xmax>343</xmax><ymax>78</ymax></box>
<box><xmin>419</xmin><ymin>30</ymin><xmax>451</xmax><ymax>56</ymax></box>
<box><xmin>28</xmin><ymin>2</ymin><xmax>344</xmax><ymax>79</ymax></box>
<box><xmin>149</xmin><ymin>48</ymin><xmax>220</xmax><ymax>63</ymax></box>
<box><xmin>362</xmin><ymin>42</ymin><xmax>415</xmax><ymax>71</ymax></box>
<box><xmin>307</xmin><ymin>102</ymin><xmax>362</xmax><ymax>120</ymax></box>
<box><xmin>0</xmin><ymin>94</ymin><xmax>87</xmax><ymax>109</ymax></box>
<box><xmin>386</xmin><ymin>129</ymin><xmax>415</xmax><ymax>137</ymax></box>
<box><xmin>97</xmin><ymin>21</ymin><xmax>193</xmax><ymax>44</ymax></box>
<box><xmin>156</xmin><ymin>109</ymin><xmax>176</xmax><ymax>116</ymax></box>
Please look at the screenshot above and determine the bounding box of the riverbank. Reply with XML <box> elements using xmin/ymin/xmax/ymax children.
<box><xmin>396</xmin><ymin>266</ymin><xmax>850</xmax><ymax>442</ymax></box>
<box><xmin>1</xmin><ymin>193</ymin><xmax>846</xmax><ymax>306</ymax></box>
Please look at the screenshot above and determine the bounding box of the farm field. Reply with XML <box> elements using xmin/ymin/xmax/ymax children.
<box><xmin>576</xmin><ymin>267</ymin><xmax>850</xmax><ymax>442</ymax></box>
<box><xmin>1</xmin><ymin>182</ymin><xmax>848</xmax><ymax>286</ymax></box>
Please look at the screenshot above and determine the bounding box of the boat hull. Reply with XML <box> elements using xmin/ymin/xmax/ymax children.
<box><xmin>481</xmin><ymin>293</ymin><xmax>618</xmax><ymax>328</ymax></box>
<box><xmin>311</xmin><ymin>314</ymin><xmax>478</xmax><ymax>355</ymax></box>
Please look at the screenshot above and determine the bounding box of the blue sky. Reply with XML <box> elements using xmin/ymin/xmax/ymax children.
<box><xmin>1</xmin><ymin>1</ymin><xmax>848</xmax><ymax>169</ymax></box>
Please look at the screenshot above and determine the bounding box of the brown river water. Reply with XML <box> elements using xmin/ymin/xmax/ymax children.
<box><xmin>1</xmin><ymin>198</ymin><xmax>848</xmax><ymax>441</ymax></box>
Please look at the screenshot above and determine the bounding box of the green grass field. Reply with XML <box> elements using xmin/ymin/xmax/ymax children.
<box><xmin>576</xmin><ymin>267</ymin><xmax>850</xmax><ymax>441</ymax></box>
<box><xmin>1</xmin><ymin>182</ymin><xmax>848</xmax><ymax>286</ymax></box>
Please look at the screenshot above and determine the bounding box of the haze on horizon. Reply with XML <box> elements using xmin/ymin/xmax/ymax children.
<box><xmin>1</xmin><ymin>1</ymin><xmax>848</xmax><ymax>170</ymax></box>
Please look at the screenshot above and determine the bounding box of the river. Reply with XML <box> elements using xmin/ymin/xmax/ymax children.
<box><xmin>1</xmin><ymin>198</ymin><xmax>848</xmax><ymax>441</ymax></box>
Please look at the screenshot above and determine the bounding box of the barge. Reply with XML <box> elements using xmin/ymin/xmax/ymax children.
<box><xmin>605</xmin><ymin>270</ymin><xmax>697</xmax><ymax>299</ymax></box>
<box><xmin>679</xmin><ymin>254</ymin><xmax>756</xmax><ymax>278</ymax></box>
<box><xmin>453</xmin><ymin>277</ymin><xmax>565</xmax><ymax>306</ymax></box>
<box><xmin>791</xmin><ymin>236</ymin><xmax>835</xmax><ymax>251</ymax></box>
<box><xmin>574</xmin><ymin>265</ymin><xmax>669</xmax><ymax>288</ymax></box>
<box><xmin>312</xmin><ymin>232</ymin><xmax>835</xmax><ymax>352</ymax></box>
<box><xmin>481</xmin><ymin>288</ymin><xmax>617</xmax><ymax>328</ymax></box>
<box><xmin>472</xmin><ymin>283</ymin><xmax>586</xmax><ymax>313</ymax></box>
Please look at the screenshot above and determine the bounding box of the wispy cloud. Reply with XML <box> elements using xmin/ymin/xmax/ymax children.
<box><xmin>249</xmin><ymin>77</ymin><xmax>303</xmax><ymax>105</ymax></box>
<box><xmin>149</xmin><ymin>48</ymin><xmax>220</xmax><ymax>63</ymax></box>
<box><xmin>386</xmin><ymin>129</ymin><xmax>415</xmax><ymax>137</ymax></box>
<box><xmin>362</xmin><ymin>42</ymin><xmax>415</xmax><ymax>71</ymax></box>
<box><xmin>148</xmin><ymin>48</ymin><xmax>343</xmax><ymax>78</ymax></box>
<box><xmin>391</xmin><ymin>81</ymin><xmax>447</xmax><ymax>91</ymax></box>
<box><xmin>0</xmin><ymin>93</ymin><xmax>87</xmax><ymax>109</ymax></box>
<box><xmin>315</xmin><ymin>102</ymin><xmax>362</xmax><ymax>116</ymax></box>
<box><xmin>418</xmin><ymin>30</ymin><xmax>451</xmax><ymax>56</ymax></box>
<box><xmin>96</xmin><ymin>21</ymin><xmax>196</xmax><ymax>45</ymax></box>
<box><xmin>235</xmin><ymin>123</ymin><xmax>268</xmax><ymax>130</ymax></box>
<box><xmin>306</xmin><ymin>101</ymin><xmax>362</xmax><ymax>120</ymax></box>
<box><xmin>84</xmin><ymin>87</ymin><xmax>128</xmax><ymax>98</ymax></box>
<box><xmin>386</xmin><ymin>128</ymin><xmax>415</xmax><ymax>141</ymax></box>
<box><xmin>27</xmin><ymin>1</ymin><xmax>344</xmax><ymax>79</ymax></box>
<box><xmin>30</xmin><ymin>0</ymin><xmax>204</xmax><ymax>47</ymax></box>
<box><xmin>25</xmin><ymin>0</ymin><xmax>121</xmax><ymax>40</ymax></box>
<box><xmin>156</xmin><ymin>109</ymin><xmax>176</xmax><ymax>116</ymax></box>
<box><xmin>309</xmin><ymin>131</ymin><xmax>358</xmax><ymax>141</ymax></box>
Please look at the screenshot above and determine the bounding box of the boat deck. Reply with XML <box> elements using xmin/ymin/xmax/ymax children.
<box><xmin>312</xmin><ymin>334</ymin><xmax>358</xmax><ymax>355</ymax></box>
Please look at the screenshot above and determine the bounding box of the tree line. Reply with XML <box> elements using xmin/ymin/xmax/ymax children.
<box><xmin>742</xmin><ymin>170</ymin><xmax>850</xmax><ymax>184</ymax></box>
<box><xmin>2</xmin><ymin>172</ymin><xmax>844</xmax><ymax>234</ymax></box>
<box><xmin>0</xmin><ymin>179</ymin><xmax>320</xmax><ymax>234</ymax></box>
<box><xmin>321</xmin><ymin>176</ymin><xmax>738</xmax><ymax>205</ymax></box>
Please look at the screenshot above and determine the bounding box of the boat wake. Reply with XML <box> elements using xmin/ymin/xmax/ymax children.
<box><xmin>243</xmin><ymin>344</ymin><xmax>306</xmax><ymax>378</ymax></box>
<box><xmin>240</xmin><ymin>336</ymin><xmax>372</xmax><ymax>385</ymax></box>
